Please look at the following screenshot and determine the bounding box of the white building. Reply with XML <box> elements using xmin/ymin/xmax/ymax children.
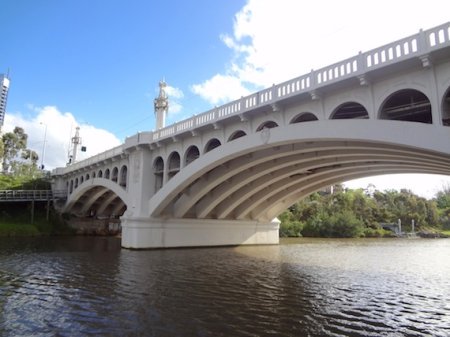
<box><xmin>0</xmin><ymin>74</ymin><xmax>10</xmax><ymax>130</ymax></box>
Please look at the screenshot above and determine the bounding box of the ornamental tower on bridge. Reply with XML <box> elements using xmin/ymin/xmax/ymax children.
<box><xmin>154</xmin><ymin>80</ymin><xmax>169</xmax><ymax>130</ymax></box>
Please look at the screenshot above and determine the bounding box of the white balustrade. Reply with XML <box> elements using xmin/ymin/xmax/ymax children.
<box><xmin>53</xmin><ymin>22</ymin><xmax>450</xmax><ymax>177</ymax></box>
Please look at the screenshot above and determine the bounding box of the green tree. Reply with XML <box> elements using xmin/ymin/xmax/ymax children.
<box><xmin>2</xmin><ymin>127</ymin><xmax>29</xmax><ymax>173</ymax></box>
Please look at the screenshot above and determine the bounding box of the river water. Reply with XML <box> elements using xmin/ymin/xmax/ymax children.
<box><xmin>0</xmin><ymin>237</ymin><xmax>449</xmax><ymax>337</ymax></box>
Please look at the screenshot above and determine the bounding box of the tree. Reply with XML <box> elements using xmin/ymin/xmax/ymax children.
<box><xmin>2</xmin><ymin>127</ymin><xmax>29</xmax><ymax>173</ymax></box>
<box><xmin>1</xmin><ymin>126</ymin><xmax>43</xmax><ymax>179</ymax></box>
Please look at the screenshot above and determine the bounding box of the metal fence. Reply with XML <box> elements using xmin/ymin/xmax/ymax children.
<box><xmin>0</xmin><ymin>190</ymin><xmax>67</xmax><ymax>202</ymax></box>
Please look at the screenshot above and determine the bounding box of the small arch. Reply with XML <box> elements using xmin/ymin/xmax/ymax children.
<box><xmin>168</xmin><ymin>151</ymin><xmax>181</xmax><ymax>179</ymax></box>
<box><xmin>86</xmin><ymin>173</ymin><xmax>90</xmax><ymax>181</ymax></box>
<box><xmin>442</xmin><ymin>87</ymin><xmax>450</xmax><ymax>126</ymax></box>
<box><xmin>119</xmin><ymin>165</ymin><xmax>128</xmax><ymax>187</ymax></box>
<box><xmin>290</xmin><ymin>112</ymin><xmax>319</xmax><ymax>123</ymax></box>
<box><xmin>331</xmin><ymin>102</ymin><xmax>369</xmax><ymax>119</ymax></box>
<box><xmin>185</xmin><ymin>146</ymin><xmax>200</xmax><ymax>166</ymax></box>
<box><xmin>69</xmin><ymin>180</ymin><xmax>73</xmax><ymax>194</ymax></box>
<box><xmin>80</xmin><ymin>176</ymin><xmax>84</xmax><ymax>184</ymax></box>
<box><xmin>98</xmin><ymin>170</ymin><xmax>103</xmax><ymax>178</ymax></box>
<box><xmin>105</xmin><ymin>169</ymin><xmax>110</xmax><ymax>179</ymax></box>
<box><xmin>92</xmin><ymin>172</ymin><xmax>96</xmax><ymax>178</ymax></box>
<box><xmin>204</xmin><ymin>138</ymin><xmax>221</xmax><ymax>153</ymax></box>
<box><xmin>379</xmin><ymin>89</ymin><xmax>432</xmax><ymax>123</ymax></box>
<box><xmin>111</xmin><ymin>167</ymin><xmax>119</xmax><ymax>182</ymax></box>
<box><xmin>154</xmin><ymin>156</ymin><xmax>164</xmax><ymax>192</ymax></box>
<box><xmin>256</xmin><ymin>121</ymin><xmax>278</xmax><ymax>132</ymax></box>
<box><xmin>228</xmin><ymin>130</ymin><xmax>247</xmax><ymax>142</ymax></box>
<box><xmin>74</xmin><ymin>178</ymin><xmax>79</xmax><ymax>189</ymax></box>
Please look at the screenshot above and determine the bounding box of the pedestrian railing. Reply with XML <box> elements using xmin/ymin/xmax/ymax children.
<box><xmin>0</xmin><ymin>190</ymin><xmax>67</xmax><ymax>202</ymax></box>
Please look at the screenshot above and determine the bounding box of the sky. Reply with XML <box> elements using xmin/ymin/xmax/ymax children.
<box><xmin>1</xmin><ymin>0</ymin><xmax>450</xmax><ymax>199</ymax></box>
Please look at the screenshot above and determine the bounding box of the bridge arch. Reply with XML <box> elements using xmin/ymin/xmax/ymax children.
<box><xmin>119</xmin><ymin>165</ymin><xmax>128</xmax><ymax>187</ymax></box>
<box><xmin>331</xmin><ymin>102</ymin><xmax>369</xmax><ymax>119</ymax></box>
<box><xmin>204</xmin><ymin>138</ymin><xmax>221</xmax><ymax>153</ymax></box>
<box><xmin>168</xmin><ymin>151</ymin><xmax>181</xmax><ymax>179</ymax></box>
<box><xmin>64</xmin><ymin>178</ymin><xmax>129</xmax><ymax>217</ymax></box>
<box><xmin>148</xmin><ymin>120</ymin><xmax>450</xmax><ymax>223</ymax></box>
<box><xmin>256</xmin><ymin>121</ymin><xmax>278</xmax><ymax>131</ymax></box>
<box><xmin>442</xmin><ymin>86</ymin><xmax>450</xmax><ymax>126</ymax></box>
<box><xmin>111</xmin><ymin>167</ymin><xmax>119</xmax><ymax>182</ymax></box>
<box><xmin>105</xmin><ymin>168</ymin><xmax>110</xmax><ymax>179</ymax></box>
<box><xmin>185</xmin><ymin>145</ymin><xmax>200</xmax><ymax>166</ymax></box>
<box><xmin>228</xmin><ymin>130</ymin><xmax>247</xmax><ymax>142</ymax></box>
<box><xmin>154</xmin><ymin>156</ymin><xmax>164</xmax><ymax>192</ymax></box>
<box><xmin>290</xmin><ymin>112</ymin><xmax>319</xmax><ymax>123</ymax></box>
<box><xmin>379</xmin><ymin>89</ymin><xmax>432</xmax><ymax>123</ymax></box>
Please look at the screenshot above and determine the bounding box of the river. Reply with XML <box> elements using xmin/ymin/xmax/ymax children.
<box><xmin>0</xmin><ymin>236</ymin><xmax>449</xmax><ymax>336</ymax></box>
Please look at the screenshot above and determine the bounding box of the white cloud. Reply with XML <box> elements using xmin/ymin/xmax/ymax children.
<box><xmin>165</xmin><ymin>85</ymin><xmax>184</xmax><ymax>100</ymax></box>
<box><xmin>344</xmin><ymin>174</ymin><xmax>450</xmax><ymax>200</ymax></box>
<box><xmin>191</xmin><ymin>74</ymin><xmax>251</xmax><ymax>105</ymax></box>
<box><xmin>189</xmin><ymin>0</ymin><xmax>450</xmax><ymax>198</ymax></box>
<box><xmin>3</xmin><ymin>106</ymin><xmax>121</xmax><ymax>170</ymax></box>
<box><xmin>192</xmin><ymin>0</ymin><xmax>450</xmax><ymax>103</ymax></box>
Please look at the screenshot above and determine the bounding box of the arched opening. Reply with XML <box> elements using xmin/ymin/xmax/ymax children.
<box><xmin>74</xmin><ymin>178</ymin><xmax>79</xmax><ymax>189</ymax></box>
<box><xmin>442</xmin><ymin>88</ymin><xmax>450</xmax><ymax>126</ymax></box>
<box><xmin>80</xmin><ymin>176</ymin><xmax>84</xmax><ymax>184</ymax></box>
<box><xmin>86</xmin><ymin>174</ymin><xmax>90</xmax><ymax>181</ymax></box>
<box><xmin>168</xmin><ymin>152</ymin><xmax>181</xmax><ymax>179</ymax></box>
<box><xmin>111</xmin><ymin>167</ymin><xmax>119</xmax><ymax>182</ymax></box>
<box><xmin>379</xmin><ymin>89</ymin><xmax>432</xmax><ymax>123</ymax></box>
<box><xmin>204</xmin><ymin>138</ymin><xmax>221</xmax><ymax>153</ymax></box>
<box><xmin>69</xmin><ymin>180</ymin><xmax>73</xmax><ymax>194</ymax></box>
<box><xmin>185</xmin><ymin>146</ymin><xmax>200</xmax><ymax>166</ymax></box>
<box><xmin>290</xmin><ymin>112</ymin><xmax>319</xmax><ymax>123</ymax></box>
<box><xmin>119</xmin><ymin>165</ymin><xmax>128</xmax><ymax>187</ymax></box>
<box><xmin>154</xmin><ymin>157</ymin><xmax>164</xmax><ymax>192</ymax></box>
<box><xmin>256</xmin><ymin>121</ymin><xmax>278</xmax><ymax>131</ymax></box>
<box><xmin>98</xmin><ymin>170</ymin><xmax>103</xmax><ymax>178</ymax></box>
<box><xmin>228</xmin><ymin>130</ymin><xmax>247</xmax><ymax>142</ymax></box>
<box><xmin>331</xmin><ymin>102</ymin><xmax>369</xmax><ymax>119</ymax></box>
<box><xmin>105</xmin><ymin>169</ymin><xmax>110</xmax><ymax>179</ymax></box>
<box><xmin>92</xmin><ymin>172</ymin><xmax>96</xmax><ymax>178</ymax></box>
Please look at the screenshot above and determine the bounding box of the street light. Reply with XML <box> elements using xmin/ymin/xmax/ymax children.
<box><xmin>40</xmin><ymin>122</ymin><xmax>47</xmax><ymax>170</ymax></box>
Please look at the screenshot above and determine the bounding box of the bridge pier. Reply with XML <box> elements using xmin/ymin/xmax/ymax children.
<box><xmin>120</xmin><ymin>216</ymin><xmax>280</xmax><ymax>249</ymax></box>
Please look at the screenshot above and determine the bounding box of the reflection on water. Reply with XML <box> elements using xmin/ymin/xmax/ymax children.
<box><xmin>0</xmin><ymin>237</ymin><xmax>449</xmax><ymax>336</ymax></box>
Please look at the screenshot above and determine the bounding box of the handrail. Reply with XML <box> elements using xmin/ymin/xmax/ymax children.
<box><xmin>0</xmin><ymin>190</ymin><xmax>67</xmax><ymax>201</ymax></box>
<box><xmin>53</xmin><ymin>21</ymin><xmax>450</xmax><ymax>176</ymax></box>
<box><xmin>149</xmin><ymin>22</ymin><xmax>449</xmax><ymax>143</ymax></box>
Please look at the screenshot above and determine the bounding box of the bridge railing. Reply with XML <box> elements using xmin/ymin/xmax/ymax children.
<box><xmin>56</xmin><ymin>22</ymin><xmax>450</xmax><ymax>174</ymax></box>
<box><xmin>0</xmin><ymin>190</ymin><xmax>67</xmax><ymax>202</ymax></box>
<box><xmin>147</xmin><ymin>22</ymin><xmax>449</xmax><ymax>143</ymax></box>
<box><xmin>53</xmin><ymin>144</ymin><xmax>125</xmax><ymax>175</ymax></box>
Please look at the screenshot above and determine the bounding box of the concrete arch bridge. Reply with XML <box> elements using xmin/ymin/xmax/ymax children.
<box><xmin>52</xmin><ymin>22</ymin><xmax>450</xmax><ymax>248</ymax></box>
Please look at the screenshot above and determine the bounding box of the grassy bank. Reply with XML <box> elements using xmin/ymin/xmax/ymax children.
<box><xmin>0</xmin><ymin>203</ymin><xmax>74</xmax><ymax>237</ymax></box>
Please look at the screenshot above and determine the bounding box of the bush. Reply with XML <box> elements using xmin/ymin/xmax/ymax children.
<box><xmin>279</xmin><ymin>220</ymin><xmax>304</xmax><ymax>237</ymax></box>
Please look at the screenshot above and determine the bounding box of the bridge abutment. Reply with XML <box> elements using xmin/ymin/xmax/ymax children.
<box><xmin>120</xmin><ymin>216</ymin><xmax>280</xmax><ymax>249</ymax></box>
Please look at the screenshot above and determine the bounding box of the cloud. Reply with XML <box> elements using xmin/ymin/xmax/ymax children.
<box><xmin>3</xmin><ymin>106</ymin><xmax>121</xmax><ymax>170</ymax></box>
<box><xmin>192</xmin><ymin>0</ymin><xmax>450</xmax><ymax>104</ymax></box>
<box><xmin>191</xmin><ymin>74</ymin><xmax>251</xmax><ymax>105</ymax></box>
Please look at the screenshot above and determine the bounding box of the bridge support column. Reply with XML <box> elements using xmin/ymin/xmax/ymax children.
<box><xmin>120</xmin><ymin>216</ymin><xmax>280</xmax><ymax>249</ymax></box>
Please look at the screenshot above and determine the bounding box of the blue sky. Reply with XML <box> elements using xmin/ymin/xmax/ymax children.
<box><xmin>2</xmin><ymin>0</ymin><xmax>450</xmax><ymax>198</ymax></box>
<box><xmin>2</xmin><ymin>0</ymin><xmax>244</xmax><ymax>137</ymax></box>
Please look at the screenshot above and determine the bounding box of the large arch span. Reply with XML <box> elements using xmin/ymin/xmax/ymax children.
<box><xmin>149</xmin><ymin>120</ymin><xmax>450</xmax><ymax>223</ymax></box>
<box><xmin>64</xmin><ymin>178</ymin><xmax>129</xmax><ymax>217</ymax></box>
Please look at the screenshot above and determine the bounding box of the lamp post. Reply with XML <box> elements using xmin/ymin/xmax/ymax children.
<box><xmin>40</xmin><ymin>122</ymin><xmax>47</xmax><ymax>170</ymax></box>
